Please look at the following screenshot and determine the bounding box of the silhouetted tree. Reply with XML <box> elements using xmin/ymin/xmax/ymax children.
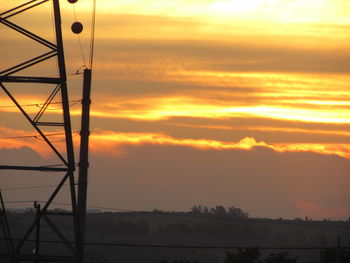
<box><xmin>191</xmin><ymin>205</ymin><xmax>203</xmax><ymax>214</ymax></box>
<box><xmin>227</xmin><ymin>207</ymin><xmax>249</xmax><ymax>219</ymax></box>
<box><xmin>190</xmin><ymin>205</ymin><xmax>249</xmax><ymax>219</ymax></box>
<box><xmin>211</xmin><ymin>205</ymin><xmax>227</xmax><ymax>217</ymax></box>
<box><xmin>202</xmin><ymin>206</ymin><xmax>209</xmax><ymax>214</ymax></box>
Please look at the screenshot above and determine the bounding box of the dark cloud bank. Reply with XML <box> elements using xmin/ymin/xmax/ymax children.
<box><xmin>2</xmin><ymin>143</ymin><xmax>348</xmax><ymax>219</ymax></box>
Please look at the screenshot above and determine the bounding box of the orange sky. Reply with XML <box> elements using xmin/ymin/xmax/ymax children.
<box><xmin>1</xmin><ymin>0</ymin><xmax>349</xmax><ymax>219</ymax></box>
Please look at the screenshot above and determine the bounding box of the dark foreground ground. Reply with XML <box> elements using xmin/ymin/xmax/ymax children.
<box><xmin>1</xmin><ymin>209</ymin><xmax>350</xmax><ymax>263</ymax></box>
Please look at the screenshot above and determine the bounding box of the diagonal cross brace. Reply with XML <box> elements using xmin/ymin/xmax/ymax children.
<box><xmin>0</xmin><ymin>50</ymin><xmax>58</xmax><ymax>77</ymax></box>
<box><xmin>0</xmin><ymin>0</ymin><xmax>50</xmax><ymax>21</ymax></box>
<box><xmin>14</xmin><ymin>172</ymin><xmax>76</xmax><ymax>253</ymax></box>
<box><xmin>0</xmin><ymin>82</ymin><xmax>69</xmax><ymax>167</ymax></box>
<box><xmin>0</xmin><ymin>15</ymin><xmax>56</xmax><ymax>50</ymax></box>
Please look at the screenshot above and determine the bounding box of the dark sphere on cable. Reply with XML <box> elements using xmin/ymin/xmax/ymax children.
<box><xmin>71</xmin><ymin>22</ymin><xmax>83</xmax><ymax>34</ymax></box>
<box><xmin>68</xmin><ymin>0</ymin><xmax>78</xmax><ymax>3</ymax></box>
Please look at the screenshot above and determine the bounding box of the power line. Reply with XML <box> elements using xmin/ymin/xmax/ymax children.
<box><xmin>38</xmin><ymin>100</ymin><xmax>81</xmax><ymax>111</ymax></box>
<box><xmin>1</xmin><ymin>238</ymin><xmax>349</xmax><ymax>250</ymax></box>
<box><xmin>0</xmin><ymin>132</ymin><xmax>65</xmax><ymax>140</ymax></box>
<box><xmin>4</xmin><ymin>201</ymin><xmax>73</xmax><ymax>207</ymax></box>
<box><xmin>1</xmin><ymin>184</ymin><xmax>68</xmax><ymax>192</ymax></box>
<box><xmin>0</xmin><ymin>99</ymin><xmax>81</xmax><ymax>109</ymax></box>
<box><xmin>34</xmin><ymin>132</ymin><xmax>79</xmax><ymax>142</ymax></box>
<box><xmin>3</xmin><ymin>200</ymin><xmax>131</xmax><ymax>212</ymax></box>
<box><xmin>80</xmin><ymin>204</ymin><xmax>134</xmax><ymax>212</ymax></box>
<box><xmin>0</xmin><ymin>131</ymin><xmax>80</xmax><ymax>140</ymax></box>
<box><xmin>89</xmin><ymin>0</ymin><xmax>96</xmax><ymax>69</ymax></box>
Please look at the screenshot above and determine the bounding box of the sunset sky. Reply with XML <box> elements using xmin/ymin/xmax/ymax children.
<box><xmin>1</xmin><ymin>0</ymin><xmax>350</xmax><ymax>219</ymax></box>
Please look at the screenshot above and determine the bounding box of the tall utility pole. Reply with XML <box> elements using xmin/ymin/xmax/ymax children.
<box><xmin>77</xmin><ymin>68</ymin><xmax>92</xmax><ymax>257</ymax></box>
<box><xmin>0</xmin><ymin>0</ymin><xmax>87</xmax><ymax>262</ymax></box>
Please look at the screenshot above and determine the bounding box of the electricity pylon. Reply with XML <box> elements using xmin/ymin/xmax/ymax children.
<box><xmin>0</xmin><ymin>0</ymin><xmax>86</xmax><ymax>261</ymax></box>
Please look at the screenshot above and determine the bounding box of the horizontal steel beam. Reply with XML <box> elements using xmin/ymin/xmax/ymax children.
<box><xmin>0</xmin><ymin>165</ymin><xmax>69</xmax><ymax>172</ymax></box>
<box><xmin>36</xmin><ymin>122</ymin><xmax>65</xmax><ymax>127</ymax></box>
<box><xmin>0</xmin><ymin>76</ymin><xmax>62</xmax><ymax>84</ymax></box>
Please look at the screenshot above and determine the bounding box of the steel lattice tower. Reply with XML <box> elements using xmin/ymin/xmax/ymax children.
<box><xmin>0</xmin><ymin>0</ymin><xmax>88</xmax><ymax>262</ymax></box>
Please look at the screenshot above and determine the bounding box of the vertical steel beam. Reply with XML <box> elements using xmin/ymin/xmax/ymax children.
<box><xmin>0</xmin><ymin>191</ymin><xmax>14</xmax><ymax>262</ymax></box>
<box><xmin>52</xmin><ymin>1</ymin><xmax>80</xmax><ymax>259</ymax></box>
<box><xmin>77</xmin><ymin>68</ymin><xmax>92</xmax><ymax>257</ymax></box>
<box><xmin>52</xmin><ymin>0</ymin><xmax>75</xmax><ymax>170</ymax></box>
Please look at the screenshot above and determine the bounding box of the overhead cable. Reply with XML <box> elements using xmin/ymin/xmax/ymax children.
<box><xmin>1</xmin><ymin>238</ymin><xmax>349</xmax><ymax>250</ymax></box>
<box><xmin>89</xmin><ymin>0</ymin><xmax>96</xmax><ymax>69</ymax></box>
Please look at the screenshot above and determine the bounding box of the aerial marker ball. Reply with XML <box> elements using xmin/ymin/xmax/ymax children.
<box><xmin>68</xmin><ymin>0</ymin><xmax>78</xmax><ymax>3</ymax></box>
<box><xmin>71</xmin><ymin>22</ymin><xmax>83</xmax><ymax>34</ymax></box>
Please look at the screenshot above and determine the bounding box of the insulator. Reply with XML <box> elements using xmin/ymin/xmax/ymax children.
<box><xmin>71</xmin><ymin>22</ymin><xmax>83</xmax><ymax>34</ymax></box>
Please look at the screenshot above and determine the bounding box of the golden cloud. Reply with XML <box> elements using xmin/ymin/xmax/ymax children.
<box><xmin>89</xmin><ymin>131</ymin><xmax>350</xmax><ymax>159</ymax></box>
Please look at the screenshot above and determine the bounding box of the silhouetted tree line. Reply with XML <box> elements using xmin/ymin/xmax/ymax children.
<box><xmin>190</xmin><ymin>205</ymin><xmax>249</xmax><ymax>219</ymax></box>
<box><xmin>152</xmin><ymin>205</ymin><xmax>249</xmax><ymax>219</ymax></box>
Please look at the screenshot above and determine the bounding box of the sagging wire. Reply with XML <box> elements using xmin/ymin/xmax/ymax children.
<box><xmin>34</xmin><ymin>132</ymin><xmax>79</xmax><ymax>142</ymax></box>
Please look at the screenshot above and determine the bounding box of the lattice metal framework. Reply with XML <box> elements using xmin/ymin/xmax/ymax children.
<box><xmin>0</xmin><ymin>0</ymin><xmax>82</xmax><ymax>262</ymax></box>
